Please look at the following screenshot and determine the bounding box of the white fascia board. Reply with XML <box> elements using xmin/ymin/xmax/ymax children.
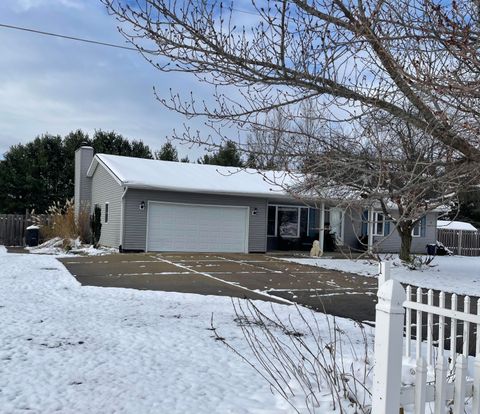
<box><xmin>124</xmin><ymin>182</ymin><xmax>294</xmax><ymax>200</ymax></box>
<box><xmin>86</xmin><ymin>155</ymin><xmax>123</xmax><ymax>186</ymax></box>
<box><xmin>86</xmin><ymin>158</ymin><xmax>98</xmax><ymax>177</ymax></box>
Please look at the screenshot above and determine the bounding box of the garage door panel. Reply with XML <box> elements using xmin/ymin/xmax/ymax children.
<box><xmin>147</xmin><ymin>203</ymin><xmax>248</xmax><ymax>253</ymax></box>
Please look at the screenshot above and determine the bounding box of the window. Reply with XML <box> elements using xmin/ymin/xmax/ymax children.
<box><xmin>267</xmin><ymin>205</ymin><xmax>303</xmax><ymax>238</ymax></box>
<box><xmin>329</xmin><ymin>208</ymin><xmax>344</xmax><ymax>245</ymax></box>
<box><xmin>267</xmin><ymin>206</ymin><xmax>277</xmax><ymax>236</ymax></box>
<box><xmin>104</xmin><ymin>203</ymin><xmax>109</xmax><ymax>224</ymax></box>
<box><xmin>300</xmin><ymin>208</ymin><xmax>309</xmax><ymax>238</ymax></box>
<box><xmin>372</xmin><ymin>212</ymin><xmax>384</xmax><ymax>236</ymax></box>
<box><xmin>412</xmin><ymin>218</ymin><xmax>426</xmax><ymax>237</ymax></box>
<box><xmin>308</xmin><ymin>208</ymin><xmax>319</xmax><ymax>238</ymax></box>
<box><xmin>278</xmin><ymin>207</ymin><xmax>300</xmax><ymax>237</ymax></box>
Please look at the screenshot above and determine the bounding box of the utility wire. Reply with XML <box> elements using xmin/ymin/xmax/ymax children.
<box><xmin>0</xmin><ymin>23</ymin><xmax>139</xmax><ymax>52</ymax></box>
<box><xmin>0</xmin><ymin>4</ymin><xmax>264</xmax><ymax>52</ymax></box>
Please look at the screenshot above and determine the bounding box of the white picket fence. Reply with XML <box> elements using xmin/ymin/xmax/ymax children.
<box><xmin>372</xmin><ymin>262</ymin><xmax>480</xmax><ymax>414</ymax></box>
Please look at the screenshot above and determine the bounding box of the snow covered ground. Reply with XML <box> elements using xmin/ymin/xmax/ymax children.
<box><xmin>0</xmin><ymin>247</ymin><xmax>373</xmax><ymax>413</ymax></box>
<box><xmin>283</xmin><ymin>256</ymin><xmax>480</xmax><ymax>296</ymax></box>
<box><xmin>26</xmin><ymin>237</ymin><xmax>118</xmax><ymax>257</ymax></box>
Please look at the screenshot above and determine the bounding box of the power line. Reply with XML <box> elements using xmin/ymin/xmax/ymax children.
<box><xmin>0</xmin><ymin>4</ymin><xmax>263</xmax><ymax>52</ymax></box>
<box><xmin>0</xmin><ymin>22</ymin><xmax>139</xmax><ymax>52</ymax></box>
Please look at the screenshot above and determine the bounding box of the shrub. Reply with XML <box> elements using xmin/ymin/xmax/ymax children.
<box><xmin>36</xmin><ymin>199</ymin><xmax>77</xmax><ymax>241</ymax></box>
<box><xmin>90</xmin><ymin>205</ymin><xmax>102</xmax><ymax>247</ymax></box>
<box><xmin>32</xmin><ymin>199</ymin><xmax>92</xmax><ymax>245</ymax></box>
<box><xmin>77</xmin><ymin>202</ymin><xmax>91</xmax><ymax>244</ymax></box>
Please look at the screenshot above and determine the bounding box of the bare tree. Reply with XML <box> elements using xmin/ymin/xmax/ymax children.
<box><xmin>102</xmin><ymin>0</ymin><xmax>480</xmax><ymax>163</ymax></box>
<box><xmin>101</xmin><ymin>0</ymin><xmax>479</xmax><ymax>259</ymax></box>
<box><xmin>295</xmin><ymin>109</ymin><xmax>477</xmax><ymax>261</ymax></box>
<box><xmin>246</xmin><ymin>108</ymin><xmax>299</xmax><ymax>170</ymax></box>
<box><xmin>242</xmin><ymin>102</ymin><xmax>474</xmax><ymax>260</ymax></box>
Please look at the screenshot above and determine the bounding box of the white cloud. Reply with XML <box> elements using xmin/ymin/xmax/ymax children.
<box><xmin>10</xmin><ymin>0</ymin><xmax>84</xmax><ymax>12</ymax></box>
<box><xmin>0</xmin><ymin>1</ymin><xmax>219</xmax><ymax>160</ymax></box>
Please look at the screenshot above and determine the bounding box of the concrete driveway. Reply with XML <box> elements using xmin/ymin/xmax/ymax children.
<box><xmin>59</xmin><ymin>253</ymin><xmax>378</xmax><ymax>322</ymax></box>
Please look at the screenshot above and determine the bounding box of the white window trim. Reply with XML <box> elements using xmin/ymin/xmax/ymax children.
<box><xmin>104</xmin><ymin>202</ymin><xmax>109</xmax><ymax>224</ymax></box>
<box><xmin>329</xmin><ymin>207</ymin><xmax>345</xmax><ymax>246</ymax></box>
<box><xmin>412</xmin><ymin>222</ymin><xmax>421</xmax><ymax>237</ymax></box>
<box><xmin>277</xmin><ymin>206</ymin><xmax>301</xmax><ymax>238</ymax></box>
<box><xmin>372</xmin><ymin>212</ymin><xmax>385</xmax><ymax>236</ymax></box>
<box><xmin>268</xmin><ymin>204</ymin><xmax>309</xmax><ymax>238</ymax></box>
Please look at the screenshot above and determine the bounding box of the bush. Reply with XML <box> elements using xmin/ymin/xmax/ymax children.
<box><xmin>33</xmin><ymin>199</ymin><xmax>92</xmax><ymax>245</ymax></box>
<box><xmin>37</xmin><ymin>199</ymin><xmax>77</xmax><ymax>241</ymax></box>
<box><xmin>90</xmin><ymin>205</ymin><xmax>102</xmax><ymax>247</ymax></box>
<box><xmin>77</xmin><ymin>202</ymin><xmax>91</xmax><ymax>244</ymax></box>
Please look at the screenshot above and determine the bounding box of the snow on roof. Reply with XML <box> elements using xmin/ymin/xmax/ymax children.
<box><xmin>89</xmin><ymin>154</ymin><xmax>297</xmax><ymax>198</ymax></box>
<box><xmin>437</xmin><ymin>220</ymin><xmax>477</xmax><ymax>231</ymax></box>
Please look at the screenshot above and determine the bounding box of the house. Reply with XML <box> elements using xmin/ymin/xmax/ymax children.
<box><xmin>74</xmin><ymin>147</ymin><xmax>438</xmax><ymax>254</ymax></box>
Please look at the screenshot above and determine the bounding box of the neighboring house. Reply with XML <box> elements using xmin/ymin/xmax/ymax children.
<box><xmin>74</xmin><ymin>147</ymin><xmax>438</xmax><ymax>254</ymax></box>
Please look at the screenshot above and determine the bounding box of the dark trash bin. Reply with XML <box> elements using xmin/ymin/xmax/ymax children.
<box><xmin>426</xmin><ymin>243</ymin><xmax>437</xmax><ymax>256</ymax></box>
<box><xmin>25</xmin><ymin>225</ymin><xmax>40</xmax><ymax>247</ymax></box>
<box><xmin>435</xmin><ymin>242</ymin><xmax>451</xmax><ymax>256</ymax></box>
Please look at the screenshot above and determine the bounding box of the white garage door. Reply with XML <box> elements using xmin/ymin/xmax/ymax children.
<box><xmin>146</xmin><ymin>202</ymin><xmax>249</xmax><ymax>253</ymax></box>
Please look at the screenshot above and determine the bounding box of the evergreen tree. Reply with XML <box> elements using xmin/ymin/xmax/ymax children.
<box><xmin>0</xmin><ymin>135</ymin><xmax>66</xmax><ymax>213</ymax></box>
<box><xmin>198</xmin><ymin>140</ymin><xmax>244</xmax><ymax>167</ymax></box>
<box><xmin>155</xmin><ymin>142</ymin><xmax>179</xmax><ymax>161</ymax></box>
<box><xmin>91</xmin><ymin>130</ymin><xmax>153</xmax><ymax>159</ymax></box>
<box><xmin>449</xmin><ymin>189</ymin><xmax>480</xmax><ymax>228</ymax></box>
<box><xmin>0</xmin><ymin>130</ymin><xmax>153</xmax><ymax>213</ymax></box>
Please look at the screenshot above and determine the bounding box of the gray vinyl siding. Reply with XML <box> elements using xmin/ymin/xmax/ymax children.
<box><xmin>373</xmin><ymin>212</ymin><xmax>437</xmax><ymax>254</ymax></box>
<box><xmin>123</xmin><ymin>189</ymin><xmax>268</xmax><ymax>252</ymax></box>
<box><xmin>74</xmin><ymin>147</ymin><xmax>93</xmax><ymax>218</ymax></box>
<box><xmin>90</xmin><ymin>164</ymin><xmax>123</xmax><ymax>248</ymax></box>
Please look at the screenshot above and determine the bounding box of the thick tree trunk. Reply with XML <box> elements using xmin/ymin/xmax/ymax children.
<box><xmin>398</xmin><ymin>225</ymin><xmax>413</xmax><ymax>262</ymax></box>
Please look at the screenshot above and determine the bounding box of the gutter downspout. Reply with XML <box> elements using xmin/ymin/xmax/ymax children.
<box><xmin>120</xmin><ymin>186</ymin><xmax>128</xmax><ymax>251</ymax></box>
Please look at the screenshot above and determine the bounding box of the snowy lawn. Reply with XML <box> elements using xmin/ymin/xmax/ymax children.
<box><xmin>26</xmin><ymin>237</ymin><xmax>118</xmax><ymax>256</ymax></box>
<box><xmin>0</xmin><ymin>247</ymin><xmax>373</xmax><ymax>413</ymax></box>
<box><xmin>282</xmin><ymin>255</ymin><xmax>480</xmax><ymax>296</ymax></box>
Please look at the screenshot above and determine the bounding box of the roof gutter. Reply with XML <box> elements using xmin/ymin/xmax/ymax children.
<box><xmin>121</xmin><ymin>183</ymin><xmax>294</xmax><ymax>200</ymax></box>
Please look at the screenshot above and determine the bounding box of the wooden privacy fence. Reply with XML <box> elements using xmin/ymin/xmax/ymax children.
<box><xmin>0</xmin><ymin>214</ymin><xmax>30</xmax><ymax>246</ymax></box>
<box><xmin>0</xmin><ymin>213</ymin><xmax>51</xmax><ymax>246</ymax></box>
<box><xmin>372</xmin><ymin>262</ymin><xmax>480</xmax><ymax>414</ymax></box>
<box><xmin>437</xmin><ymin>228</ymin><xmax>480</xmax><ymax>256</ymax></box>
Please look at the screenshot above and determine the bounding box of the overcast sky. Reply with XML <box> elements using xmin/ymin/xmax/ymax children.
<box><xmin>0</xmin><ymin>0</ymin><xmax>227</xmax><ymax>159</ymax></box>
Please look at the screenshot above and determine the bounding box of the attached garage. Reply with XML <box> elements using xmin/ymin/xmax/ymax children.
<box><xmin>146</xmin><ymin>202</ymin><xmax>250</xmax><ymax>253</ymax></box>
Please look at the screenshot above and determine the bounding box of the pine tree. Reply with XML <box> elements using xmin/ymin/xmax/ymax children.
<box><xmin>155</xmin><ymin>142</ymin><xmax>179</xmax><ymax>161</ymax></box>
<box><xmin>0</xmin><ymin>130</ymin><xmax>153</xmax><ymax>213</ymax></box>
<box><xmin>198</xmin><ymin>140</ymin><xmax>244</xmax><ymax>167</ymax></box>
